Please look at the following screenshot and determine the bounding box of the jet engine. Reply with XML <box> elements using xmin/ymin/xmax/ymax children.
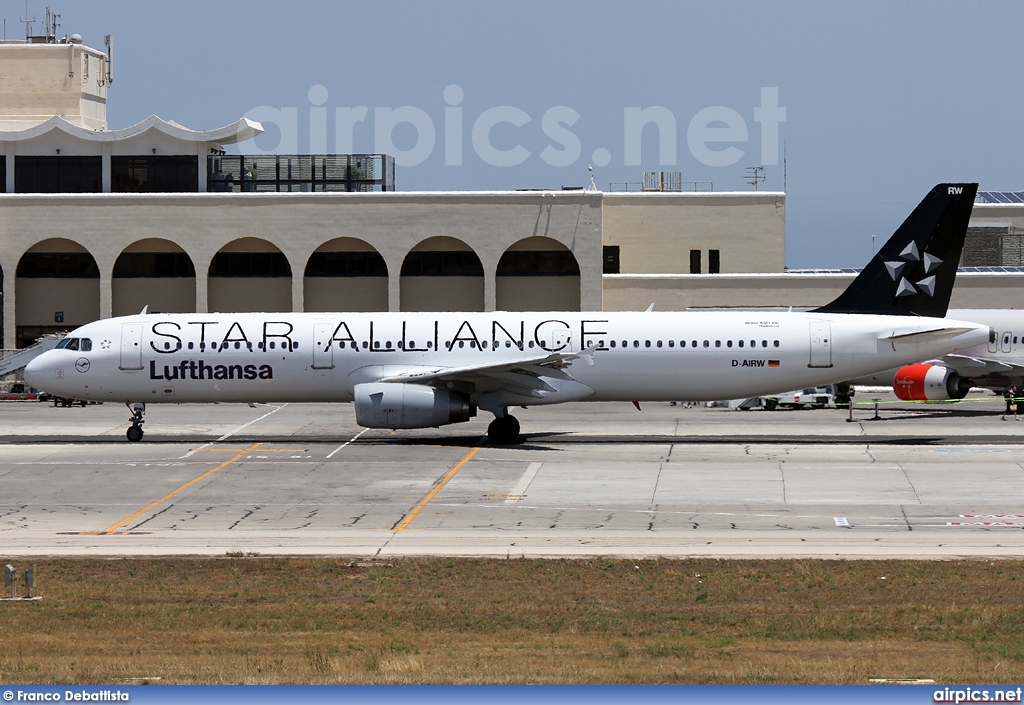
<box><xmin>353</xmin><ymin>382</ymin><xmax>475</xmax><ymax>429</ymax></box>
<box><xmin>892</xmin><ymin>363</ymin><xmax>972</xmax><ymax>401</ymax></box>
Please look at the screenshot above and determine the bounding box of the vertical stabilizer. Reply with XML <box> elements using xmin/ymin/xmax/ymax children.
<box><xmin>812</xmin><ymin>183</ymin><xmax>978</xmax><ymax>317</ymax></box>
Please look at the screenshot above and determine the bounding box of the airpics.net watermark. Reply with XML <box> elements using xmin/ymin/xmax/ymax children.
<box><xmin>244</xmin><ymin>85</ymin><xmax>786</xmax><ymax>170</ymax></box>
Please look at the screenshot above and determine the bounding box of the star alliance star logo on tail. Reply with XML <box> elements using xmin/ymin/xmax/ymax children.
<box><xmin>884</xmin><ymin>240</ymin><xmax>942</xmax><ymax>299</ymax></box>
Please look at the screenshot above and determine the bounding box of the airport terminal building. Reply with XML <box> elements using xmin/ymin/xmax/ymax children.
<box><xmin>0</xmin><ymin>36</ymin><xmax>1020</xmax><ymax>350</ymax></box>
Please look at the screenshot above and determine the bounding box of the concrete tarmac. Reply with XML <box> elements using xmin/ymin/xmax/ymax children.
<box><xmin>3</xmin><ymin>392</ymin><xmax>1024</xmax><ymax>559</ymax></box>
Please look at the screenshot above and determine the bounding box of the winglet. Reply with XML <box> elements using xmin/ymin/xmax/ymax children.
<box><xmin>812</xmin><ymin>183</ymin><xmax>978</xmax><ymax>317</ymax></box>
<box><xmin>139</xmin><ymin>305</ymin><xmax>149</xmax><ymax>315</ymax></box>
<box><xmin>645</xmin><ymin>303</ymin><xmax>655</xmax><ymax>312</ymax></box>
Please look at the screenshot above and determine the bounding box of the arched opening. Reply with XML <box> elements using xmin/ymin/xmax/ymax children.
<box><xmin>495</xmin><ymin>237</ymin><xmax>581</xmax><ymax>311</ymax></box>
<box><xmin>15</xmin><ymin>238</ymin><xmax>100</xmax><ymax>348</ymax></box>
<box><xmin>400</xmin><ymin>237</ymin><xmax>484</xmax><ymax>312</ymax></box>
<box><xmin>112</xmin><ymin>239</ymin><xmax>197</xmax><ymax>316</ymax></box>
<box><xmin>208</xmin><ymin>238</ymin><xmax>292</xmax><ymax>313</ymax></box>
<box><xmin>304</xmin><ymin>238</ymin><xmax>387</xmax><ymax>312</ymax></box>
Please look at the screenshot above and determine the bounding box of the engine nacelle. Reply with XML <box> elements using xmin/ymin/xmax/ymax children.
<box><xmin>353</xmin><ymin>382</ymin><xmax>475</xmax><ymax>429</ymax></box>
<box><xmin>892</xmin><ymin>363</ymin><xmax>972</xmax><ymax>401</ymax></box>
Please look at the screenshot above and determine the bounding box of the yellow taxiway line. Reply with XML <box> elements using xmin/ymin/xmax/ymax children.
<box><xmin>100</xmin><ymin>442</ymin><xmax>264</xmax><ymax>535</ymax></box>
<box><xmin>394</xmin><ymin>444</ymin><xmax>481</xmax><ymax>532</ymax></box>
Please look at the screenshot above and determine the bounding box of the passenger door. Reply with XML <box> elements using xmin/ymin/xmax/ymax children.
<box><xmin>312</xmin><ymin>322</ymin><xmax>334</xmax><ymax>369</ymax></box>
<box><xmin>808</xmin><ymin>321</ymin><xmax>833</xmax><ymax>368</ymax></box>
<box><xmin>119</xmin><ymin>323</ymin><xmax>143</xmax><ymax>370</ymax></box>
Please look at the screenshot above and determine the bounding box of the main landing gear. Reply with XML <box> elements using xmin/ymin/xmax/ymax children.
<box><xmin>487</xmin><ymin>413</ymin><xmax>520</xmax><ymax>445</ymax></box>
<box><xmin>126</xmin><ymin>402</ymin><xmax>146</xmax><ymax>442</ymax></box>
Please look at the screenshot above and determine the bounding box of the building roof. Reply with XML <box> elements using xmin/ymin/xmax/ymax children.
<box><xmin>0</xmin><ymin>114</ymin><xmax>263</xmax><ymax>145</ymax></box>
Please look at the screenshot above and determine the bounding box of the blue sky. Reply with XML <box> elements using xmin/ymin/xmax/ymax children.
<box><xmin>5</xmin><ymin>0</ymin><xmax>1021</xmax><ymax>268</ymax></box>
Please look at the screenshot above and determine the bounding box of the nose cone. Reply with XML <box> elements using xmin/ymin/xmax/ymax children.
<box><xmin>24</xmin><ymin>353</ymin><xmax>56</xmax><ymax>391</ymax></box>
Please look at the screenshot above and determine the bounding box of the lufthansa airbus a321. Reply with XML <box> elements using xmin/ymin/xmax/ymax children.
<box><xmin>25</xmin><ymin>183</ymin><xmax>993</xmax><ymax>444</ymax></box>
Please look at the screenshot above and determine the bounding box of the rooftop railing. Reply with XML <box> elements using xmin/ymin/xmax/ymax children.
<box><xmin>207</xmin><ymin>154</ymin><xmax>395</xmax><ymax>193</ymax></box>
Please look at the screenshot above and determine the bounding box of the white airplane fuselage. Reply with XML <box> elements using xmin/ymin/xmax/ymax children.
<box><xmin>850</xmin><ymin>309</ymin><xmax>1024</xmax><ymax>391</ymax></box>
<box><xmin>26</xmin><ymin>310</ymin><xmax>991</xmax><ymax>407</ymax></box>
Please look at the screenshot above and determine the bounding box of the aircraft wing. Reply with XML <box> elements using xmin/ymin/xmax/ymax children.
<box><xmin>941</xmin><ymin>353</ymin><xmax>1023</xmax><ymax>374</ymax></box>
<box><xmin>379</xmin><ymin>348</ymin><xmax>595</xmax><ymax>397</ymax></box>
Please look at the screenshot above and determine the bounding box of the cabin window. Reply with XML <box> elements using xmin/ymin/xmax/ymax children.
<box><xmin>373</xmin><ymin>341</ymin><xmax>380</xmax><ymax>349</ymax></box>
<box><xmin>268</xmin><ymin>342</ymin><xmax>274</xmax><ymax>350</ymax></box>
<box><xmin>645</xmin><ymin>340</ymin><xmax>651</xmax><ymax>348</ymax></box>
<box><xmin>738</xmin><ymin>340</ymin><xmax>744</xmax><ymax>348</ymax></box>
<box><xmin>458</xmin><ymin>341</ymin><xmax>465</xmax><ymax>348</ymax></box>
<box><xmin>427</xmin><ymin>342</ymin><xmax>433</xmax><ymax>349</ymax></box>
<box><xmin>657</xmin><ymin>340</ymin><xmax>663</xmax><ymax>348</ymax></box>
<box><xmin>692</xmin><ymin>340</ymin><xmax>697</xmax><ymax>348</ymax></box>
<box><xmin>188</xmin><ymin>342</ymin><xmax>194</xmax><ymax>350</ymax></box>
<box><xmin>726</xmin><ymin>340</ymin><xmax>733</xmax><ymax>348</ymax></box>
<box><xmin>292</xmin><ymin>342</ymin><xmax>299</xmax><ymax>350</ymax></box>
<box><xmin>610</xmin><ymin>341</ymin><xmax>616</xmax><ymax>348</ymax></box>
<box><xmin>761</xmin><ymin>340</ymin><xmax>767</xmax><ymax>347</ymax></box>
<box><xmin>715</xmin><ymin>340</ymin><xmax>721</xmax><ymax>348</ymax></box>
<box><xmin>774</xmin><ymin>340</ymin><xmax>780</xmax><ymax>347</ymax></box>
<box><xmin>703</xmin><ymin>340</ymin><xmax>709</xmax><ymax>348</ymax></box>
<box><xmin>633</xmin><ymin>340</ymin><xmax>640</xmax><ymax>348</ymax></box>
<box><xmin>362</xmin><ymin>341</ymin><xmax>368</xmax><ymax>349</ymax></box>
<box><xmin>385</xmin><ymin>341</ymin><xmax>393</xmax><ymax>350</ymax></box>
<box><xmin>668</xmin><ymin>340</ymin><xmax>674</xmax><ymax>348</ymax></box>
<box><xmin>528</xmin><ymin>341</ymin><xmax>535</xmax><ymax>348</ymax></box>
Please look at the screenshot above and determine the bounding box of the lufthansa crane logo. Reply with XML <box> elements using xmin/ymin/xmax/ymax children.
<box><xmin>75</xmin><ymin>357</ymin><xmax>91</xmax><ymax>373</ymax></box>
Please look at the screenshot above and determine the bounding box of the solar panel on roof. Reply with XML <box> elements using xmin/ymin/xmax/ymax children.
<box><xmin>1008</xmin><ymin>193</ymin><xmax>1024</xmax><ymax>203</ymax></box>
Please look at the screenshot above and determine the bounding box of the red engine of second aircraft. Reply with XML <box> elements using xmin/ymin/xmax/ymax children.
<box><xmin>892</xmin><ymin>363</ymin><xmax>972</xmax><ymax>401</ymax></box>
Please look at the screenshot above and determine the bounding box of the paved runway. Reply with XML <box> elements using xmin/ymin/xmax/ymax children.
<box><xmin>3</xmin><ymin>392</ymin><xmax>1024</xmax><ymax>559</ymax></box>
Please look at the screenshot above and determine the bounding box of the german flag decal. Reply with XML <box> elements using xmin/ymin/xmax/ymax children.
<box><xmin>768</xmin><ymin>360</ymin><xmax>780</xmax><ymax>367</ymax></box>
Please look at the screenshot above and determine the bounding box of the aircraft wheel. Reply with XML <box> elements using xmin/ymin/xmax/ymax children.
<box><xmin>126</xmin><ymin>426</ymin><xmax>144</xmax><ymax>442</ymax></box>
<box><xmin>487</xmin><ymin>415</ymin><xmax>521</xmax><ymax>445</ymax></box>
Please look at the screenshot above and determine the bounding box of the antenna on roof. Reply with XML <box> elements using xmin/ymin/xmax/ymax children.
<box><xmin>745</xmin><ymin>165</ymin><xmax>765</xmax><ymax>191</ymax></box>
<box><xmin>20</xmin><ymin>0</ymin><xmax>36</xmax><ymax>41</ymax></box>
<box><xmin>44</xmin><ymin>5</ymin><xmax>59</xmax><ymax>43</ymax></box>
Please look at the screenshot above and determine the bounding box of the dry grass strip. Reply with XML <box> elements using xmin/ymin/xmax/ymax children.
<box><xmin>1</xmin><ymin>557</ymin><xmax>1022</xmax><ymax>684</ymax></box>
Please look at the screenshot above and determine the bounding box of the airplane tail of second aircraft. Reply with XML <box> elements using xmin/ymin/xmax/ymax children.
<box><xmin>812</xmin><ymin>183</ymin><xmax>978</xmax><ymax>318</ymax></box>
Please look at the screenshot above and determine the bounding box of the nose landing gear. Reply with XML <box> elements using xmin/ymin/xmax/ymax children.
<box><xmin>126</xmin><ymin>402</ymin><xmax>146</xmax><ymax>442</ymax></box>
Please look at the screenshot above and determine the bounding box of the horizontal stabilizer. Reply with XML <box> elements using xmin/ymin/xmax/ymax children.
<box><xmin>880</xmin><ymin>327</ymin><xmax>977</xmax><ymax>345</ymax></box>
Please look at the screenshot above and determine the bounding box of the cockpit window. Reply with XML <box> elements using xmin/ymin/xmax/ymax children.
<box><xmin>65</xmin><ymin>338</ymin><xmax>80</xmax><ymax>351</ymax></box>
<box><xmin>80</xmin><ymin>338</ymin><xmax>92</xmax><ymax>352</ymax></box>
<box><xmin>55</xmin><ymin>338</ymin><xmax>70</xmax><ymax>349</ymax></box>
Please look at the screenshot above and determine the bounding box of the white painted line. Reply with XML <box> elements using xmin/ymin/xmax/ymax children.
<box><xmin>179</xmin><ymin>403</ymin><xmax>288</xmax><ymax>458</ymax></box>
<box><xmin>505</xmin><ymin>462</ymin><xmax>543</xmax><ymax>505</ymax></box>
<box><xmin>326</xmin><ymin>429</ymin><xmax>368</xmax><ymax>459</ymax></box>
